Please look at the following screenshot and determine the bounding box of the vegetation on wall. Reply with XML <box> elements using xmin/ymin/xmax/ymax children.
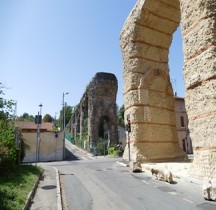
<box><xmin>117</xmin><ymin>105</ymin><xmax>125</xmax><ymax>126</ymax></box>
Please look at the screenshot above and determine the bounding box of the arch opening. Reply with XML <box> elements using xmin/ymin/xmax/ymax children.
<box><xmin>120</xmin><ymin>0</ymin><xmax>216</xmax><ymax>179</ymax></box>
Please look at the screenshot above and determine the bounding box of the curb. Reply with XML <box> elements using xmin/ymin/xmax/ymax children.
<box><xmin>22</xmin><ymin>172</ymin><xmax>42</xmax><ymax>210</ymax></box>
<box><xmin>54</xmin><ymin>167</ymin><xmax>63</xmax><ymax>210</ymax></box>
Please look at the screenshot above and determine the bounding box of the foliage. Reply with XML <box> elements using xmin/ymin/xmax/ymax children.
<box><xmin>0</xmin><ymin>165</ymin><xmax>43</xmax><ymax>210</ymax></box>
<box><xmin>81</xmin><ymin>118</ymin><xmax>88</xmax><ymax>142</ymax></box>
<box><xmin>108</xmin><ymin>147</ymin><xmax>118</xmax><ymax>157</ymax></box>
<box><xmin>15</xmin><ymin>129</ymin><xmax>28</xmax><ymax>164</ymax></box>
<box><xmin>43</xmin><ymin>113</ymin><xmax>53</xmax><ymax>122</ymax></box>
<box><xmin>0</xmin><ymin>122</ymin><xmax>16</xmax><ymax>170</ymax></box>
<box><xmin>96</xmin><ymin>138</ymin><xmax>108</xmax><ymax>156</ymax></box>
<box><xmin>108</xmin><ymin>144</ymin><xmax>124</xmax><ymax>157</ymax></box>
<box><xmin>117</xmin><ymin>104</ymin><xmax>125</xmax><ymax>126</ymax></box>
<box><xmin>0</xmin><ymin>84</ymin><xmax>20</xmax><ymax>170</ymax></box>
<box><xmin>17</xmin><ymin>113</ymin><xmax>34</xmax><ymax>122</ymax></box>
<box><xmin>59</xmin><ymin>105</ymin><xmax>73</xmax><ymax>129</ymax></box>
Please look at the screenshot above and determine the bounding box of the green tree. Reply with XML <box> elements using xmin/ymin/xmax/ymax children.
<box><xmin>43</xmin><ymin>114</ymin><xmax>53</xmax><ymax>122</ymax></box>
<box><xmin>117</xmin><ymin>104</ymin><xmax>125</xmax><ymax>126</ymax></box>
<box><xmin>59</xmin><ymin>105</ymin><xmax>73</xmax><ymax>129</ymax></box>
<box><xmin>17</xmin><ymin>112</ymin><xmax>34</xmax><ymax>122</ymax></box>
<box><xmin>0</xmin><ymin>83</ymin><xmax>17</xmax><ymax>170</ymax></box>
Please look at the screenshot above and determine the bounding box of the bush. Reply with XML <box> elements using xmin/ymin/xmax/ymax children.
<box><xmin>108</xmin><ymin>144</ymin><xmax>124</xmax><ymax>157</ymax></box>
<box><xmin>108</xmin><ymin>147</ymin><xmax>118</xmax><ymax>157</ymax></box>
<box><xmin>0</xmin><ymin>124</ymin><xmax>16</xmax><ymax>171</ymax></box>
<box><xmin>96</xmin><ymin>138</ymin><xmax>108</xmax><ymax>155</ymax></box>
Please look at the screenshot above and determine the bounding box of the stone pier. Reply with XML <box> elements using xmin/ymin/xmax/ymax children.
<box><xmin>120</xmin><ymin>0</ymin><xmax>215</xmax><ymax>179</ymax></box>
<box><xmin>120</xmin><ymin>0</ymin><xmax>186</xmax><ymax>163</ymax></box>
<box><xmin>180</xmin><ymin>0</ymin><xmax>216</xmax><ymax>179</ymax></box>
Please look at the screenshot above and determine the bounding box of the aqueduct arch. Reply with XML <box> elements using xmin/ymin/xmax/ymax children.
<box><xmin>70</xmin><ymin>72</ymin><xmax>119</xmax><ymax>149</ymax></box>
<box><xmin>120</xmin><ymin>0</ymin><xmax>216</xmax><ymax>178</ymax></box>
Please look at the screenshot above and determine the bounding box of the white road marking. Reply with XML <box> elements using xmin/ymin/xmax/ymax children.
<box><xmin>81</xmin><ymin>156</ymin><xmax>88</xmax><ymax>160</ymax></box>
<box><xmin>141</xmin><ymin>180</ymin><xmax>150</xmax><ymax>185</ymax></box>
<box><xmin>168</xmin><ymin>192</ymin><xmax>177</xmax><ymax>195</ymax></box>
<box><xmin>183</xmin><ymin>198</ymin><xmax>194</xmax><ymax>203</ymax></box>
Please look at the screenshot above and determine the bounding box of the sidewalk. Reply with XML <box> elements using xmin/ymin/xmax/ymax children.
<box><xmin>29</xmin><ymin>166</ymin><xmax>62</xmax><ymax>210</ymax></box>
<box><xmin>117</xmin><ymin>158</ymin><xmax>203</xmax><ymax>186</ymax></box>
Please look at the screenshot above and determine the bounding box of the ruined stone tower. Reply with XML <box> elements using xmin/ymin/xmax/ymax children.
<box><xmin>70</xmin><ymin>72</ymin><xmax>118</xmax><ymax>149</ymax></box>
<box><xmin>120</xmin><ymin>0</ymin><xmax>216</xmax><ymax>178</ymax></box>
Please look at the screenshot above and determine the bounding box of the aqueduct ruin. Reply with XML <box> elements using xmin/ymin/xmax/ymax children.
<box><xmin>70</xmin><ymin>72</ymin><xmax>118</xmax><ymax>150</ymax></box>
<box><xmin>120</xmin><ymin>0</ymin><xmax>215</xmax><ymax>179</ymax></box>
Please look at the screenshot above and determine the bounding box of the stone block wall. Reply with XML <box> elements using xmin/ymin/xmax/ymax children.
<box><xmin>180</xmin><ymin>0</ymin><xmax>216</xmax><ymax>179</ymax></box>
<box><xmin>121</xmin><ymin>0</ymin><xmax>215</xmax><ymax>179</ymax></box>
<box><xmin>120</xmin><ymin>0</ymin><xmax>186</xmax><ymax>163</ymax></box>
<box><xmin>70</xmin><ymin>72</ymin><xmax>119</xmax><ymax>148</ymax></box>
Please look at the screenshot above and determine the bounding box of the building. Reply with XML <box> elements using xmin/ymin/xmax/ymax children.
<box><xmin>15</xmin><ymin>121</ymin><xmax>63</xmax><ymax>162</ymax></box>
<box><xmin>175</xmin><ymin>96</ymin><xmax>193</xmax><ymax>154</ymax></box>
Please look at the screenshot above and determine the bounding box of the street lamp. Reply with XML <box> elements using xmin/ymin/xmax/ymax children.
<box><xmin>62</xmin><ymin>92</ymin><xmax>69</xmax><ymax>159</ymax></box>
<box><xmin>35</xmin><ymin>104</ymin><xmax>43</xmax><ymax>165</ymax></box>
<box><xmin>39</xmin><ymin>103</ymin><xmax>43</xmax><ymax>115</ymax></box>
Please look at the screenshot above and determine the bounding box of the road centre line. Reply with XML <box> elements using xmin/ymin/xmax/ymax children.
<box><xmin>141</xmin><ymin>180</ymin><xmax>150</xmax><ymax>185</ymax></box>
<box><xmin>168</xmin><ymin>192</ymin><xmax>177</xmax><ymax>195</ymax></box>
<box><xmin>183</xmin><ymin>198</ymin><xmax>194</xmax><ymax>203</ymax></box>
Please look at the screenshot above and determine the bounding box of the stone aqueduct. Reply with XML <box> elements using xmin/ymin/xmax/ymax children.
<box><xmin>70</xmin><ymin>72</ymin><xmax>118</xmax><ymax>149</ymax></box>
<box><xmin>120</xmin><ymin>0</ymin><xmax>215</xmax><ymax>179</ymax></box>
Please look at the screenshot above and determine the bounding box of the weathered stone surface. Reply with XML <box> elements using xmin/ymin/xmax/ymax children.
<box><xmin>129</xmin><ymin>161</ymin><xmax>142</xmax><ymax>173</ymax></box>
<box><xmin>121</xmin><ymin>0</ymin><xmax>215</xmax><ymax>179</ymax></box>
<box><xmin>151</xmin><ymin>168</ymin><xmax>173</xmax><ymax>184</ymax></box>
<box><xmin>203</xmin><ymin>178</ymin><xmax>216</xmax><ymax>201</ymax></box>
<box><xmin>120</xmin><ymin>0</ymin><xmax>186</xmax><ymax>163</ymax></box>
<box><xmin>69</xmin><ymin>72</ymin><xmax>118</xmax><ymax>149</ymax></box>
<box><xmin>180</xmin><ymin>0</ymin><xmax>216</xmax><ymax>179</ymax></box>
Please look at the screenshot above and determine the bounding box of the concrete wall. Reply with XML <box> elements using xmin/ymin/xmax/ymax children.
<box><xmin>23</xmin><ymin>131</ymin><xmax>63</xmax><ymax>162</ymax></box>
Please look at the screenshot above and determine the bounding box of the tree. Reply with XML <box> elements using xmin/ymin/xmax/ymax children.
<box><xmin>0</xmin><ymin>83</ymin><xmax>17</xmax><ymax>170</ymax></box>
<box><xmin>117</xmin><ymin>105</ymin><xmax>125</xmax><ymax>126</ymax></box>
<box><xmin>59</xmin><ymin>105</ymin><xmax>73</xmax><ymax>129</ymax></box>
<box><xmin>43</xmin><ymin>114</ymin><xmax>53</xmax><ymax>122</ymax></box>
<box><xmin>17</xmin><ymin>113</ymin><xmax>34</xmax><ymax>122</ymax></box>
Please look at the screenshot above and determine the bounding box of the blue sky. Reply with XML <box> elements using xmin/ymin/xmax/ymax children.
<box><xmin>0</xmin><ymin>0</ymin><xmax>185</xmax><ymax>118</ymax></box>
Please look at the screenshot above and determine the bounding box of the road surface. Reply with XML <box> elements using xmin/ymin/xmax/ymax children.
<box><xmin>51</xmin><ymin>141</ymin><xmax>216</xmax><ymax>210</ymax></box>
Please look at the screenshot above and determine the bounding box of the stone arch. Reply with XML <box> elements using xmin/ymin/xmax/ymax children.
<box><xmin>98</xmin><ymin>116</ymin><xmax>110</xmax><ymax>140</ymax></box>
<box><xmin>121</xmin><ymin>0</ymin><xmax>185</xmax><ymax>163</ymax></box>
<box><xmin>71</xmin><ymin>72</ymin><xmax>119</xmax><ymax>150</ymax></box>
<box><xmin>120</xmin><ymin>0</ymin><xmax>216</xmax><ymax>178</ymax></box>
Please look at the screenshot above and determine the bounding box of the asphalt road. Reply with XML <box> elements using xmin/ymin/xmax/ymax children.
<box><xmin>52</xmin><ymin>142</ymin><xmax>216</xmax><ymax>210</ymax></box>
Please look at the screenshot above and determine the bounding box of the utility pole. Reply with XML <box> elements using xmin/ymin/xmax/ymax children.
<box><xmin>62</xmin><ymin>92</ymin><xmax>69</xmax><ymax>160</ymax></box>
<box><xmin>35</xmin><ymin>104</ymin><xmax>42</xmax><ymax>166</ymax></box>
<box><xmin>126</xmin><ymin>114</ymin><xmax>131</xmax><ymax>162</ymax></box>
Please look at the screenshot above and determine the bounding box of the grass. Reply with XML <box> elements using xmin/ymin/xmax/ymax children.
<box><xmin>0</xmin><ymin>165</ymin><xmax>43</xmax><ymax>210</ymax></box>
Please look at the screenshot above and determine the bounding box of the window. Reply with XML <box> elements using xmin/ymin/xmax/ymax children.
<box><xmin>178</xmin><ymin>101</ymin><xmax>184</xmax><ymax>110</ymax></box>
<box><xmin>180</xmin><ymin>116</ymin><xmax>185</xmax><ymax>127</ymax></box>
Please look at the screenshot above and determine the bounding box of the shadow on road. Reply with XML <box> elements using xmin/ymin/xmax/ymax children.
<box><xmin>65</xmin><ymin>148</ymin><xmax>80</xmax><ymax>161</ymax></box>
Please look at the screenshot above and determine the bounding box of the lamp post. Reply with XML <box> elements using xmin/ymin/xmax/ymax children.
<box><xmin>62</xmin><ymin>92</ymin><xmax>69</xmax><ymax>159</ymax></box>
<box><xmin>35</xmin><ymin>104</ymin><xmax>42</xmax><ymax>165</ymax></box>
